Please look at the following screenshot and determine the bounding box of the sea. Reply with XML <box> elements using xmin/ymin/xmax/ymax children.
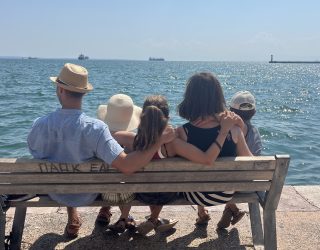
<box><xmin>0</xmin><ymin>59</ymin><xmax>319</xmax><ymax>185</ymax></box>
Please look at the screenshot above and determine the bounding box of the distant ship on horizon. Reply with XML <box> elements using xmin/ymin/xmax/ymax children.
<box><xmin>78</xmin><ymin>54</ymin><xmax>89</xmax><ymax>60</ymax></box>
<box><xmin>149</xmin><ymin>57</ymin><xmax>165</xmax><ymax>61</ymax></box>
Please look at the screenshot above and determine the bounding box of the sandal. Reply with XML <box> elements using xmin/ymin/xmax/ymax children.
<box><xmin>65</xmin><ymin>219</ymin><xmax>82</xmax><ymax>238</ymax></box>
<box><xmin>108</xmin><ymin>218</ymin><xmax>127</xmax><ymax>234</ymax></box>
<box><xmin>108</xmin><ymin>215</ymin><xmax>136</xmax><ymax>234</ymax></box>
<box><xmin>154</xmin><ymin>218</ymin><xmax>178</xmax><ymax>233</ymax></box>
<box><xmin>231</xmin><ymin>210</ymin><xmax>245</xmax><ymax>225</ymax></box>
<box><xmin>137</xmin><ymin>217</ymin><xmax>177</xmax><ymax>236</ymax></box>
<box><xmin>196</xmin><ymin>210</ymin><xmax>211</xmax><ymax>225</ymax></box>
<box><xmin>96</xmin><ymin>207</ymin><xmax>112</xmax><ymax>225</ymax></box>
<box><xmin>125</xmin><ymin>215</ymin><xmax>137</xmax><ymax>231</ymax></box>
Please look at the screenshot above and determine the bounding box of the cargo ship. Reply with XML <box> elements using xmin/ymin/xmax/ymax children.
<box><xmin>78</xmin><ymin>54</ymin><xmax>89</xmax><ymax>60</ymax></box>
<box><xmin>149</xmin><ymin>57</ymin><xmax>165</xmax><ymax>61</ymax></box>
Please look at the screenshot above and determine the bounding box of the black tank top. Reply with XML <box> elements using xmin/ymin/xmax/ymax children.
<box><xmin>182</xmin><ymin>122</ymin><xmax>237</xmax><ymax>157</ymax></box>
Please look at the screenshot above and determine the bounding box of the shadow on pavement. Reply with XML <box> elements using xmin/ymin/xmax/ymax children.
<box><xmin>28</xmin><ymin>222</ymin><xmax>250</xmax><ymax>249</ymax></box>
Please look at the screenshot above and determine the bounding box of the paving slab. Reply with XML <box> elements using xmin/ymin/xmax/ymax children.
<box><xmin>277</xmin><ymin>185</ymin><xmax>319</xmax><ymax>211</ymax></box>
<box><xmin>294</xmin><ymin>185</ymin><xmax>320</xmax><ymax>209</ymax></box>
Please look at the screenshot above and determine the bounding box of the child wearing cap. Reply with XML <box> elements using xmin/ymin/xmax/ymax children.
<box><xmin>217</xmin><ymin>90</ymin><xmax>262</xmax><ymax>229</ymax></box>
<box><xmin>230</xmin><ymin>91</ymin><xmax>262</xmax><ymax>156</ymax></box>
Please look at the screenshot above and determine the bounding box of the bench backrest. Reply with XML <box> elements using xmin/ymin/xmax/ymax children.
<box><xmin>0</xmin><ymin>155</ymin><xmax>290</xmax><ymax>208</ymax></box>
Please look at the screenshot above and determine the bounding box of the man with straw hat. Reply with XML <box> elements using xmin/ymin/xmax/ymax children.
<box><xmin>27</xmin><ymin>63</ymin><xmax>176</xmax><ymax>238</ymax></box>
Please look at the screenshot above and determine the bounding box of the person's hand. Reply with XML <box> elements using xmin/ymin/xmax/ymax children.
<box><xmin>233</xmin><ymin>113</ymin><xmax>245</xmax><ymax>133</ymax></box>
<box><xmin>219</xmin><ymin>111</ymin><xmax>237</xmax><ymax>134</ymax></box>
<box><xmin>160</xmin><ymin>125</ymin><xmax>177</xmax><ymax>144</ymax></box>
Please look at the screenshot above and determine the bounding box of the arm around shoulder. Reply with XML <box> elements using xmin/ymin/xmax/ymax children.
<box><xmin>111</xmin><ymin>125</ymin><xmax>177</xmax><ymax>175</ymax></box>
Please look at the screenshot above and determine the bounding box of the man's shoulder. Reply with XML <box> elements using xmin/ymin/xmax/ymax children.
<box><xmin>79</xmin><ymin>115</ymin><xmax>110</xmax><ymax>134</ymax></box>
<box><xmin>81</xmin><ymin>114</ymin><xmax>105</xmax><ymax>126</ymax></box>
<box><xmin>31</xmin><ymin>112</ymin><xmax>53</xmax><ymax>127</ymax></box>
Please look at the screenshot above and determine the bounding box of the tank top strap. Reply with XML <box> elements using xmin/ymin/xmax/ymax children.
<box><xmin>182</xmin><ymin>123</ymin><xmax>191</xmax><ymax>136</ymax></box>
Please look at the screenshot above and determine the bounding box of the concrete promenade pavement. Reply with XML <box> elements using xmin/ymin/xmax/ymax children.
<box><xmin>4</xmin><ymin>185</ymin><xmax>320</xmax><ymax>249</ymax></box>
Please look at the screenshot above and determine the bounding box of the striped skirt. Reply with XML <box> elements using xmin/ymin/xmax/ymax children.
<box><xmin>183</xmin><ymin>191</ymin><xmax>234</xmax><ymax>206</ymax></box>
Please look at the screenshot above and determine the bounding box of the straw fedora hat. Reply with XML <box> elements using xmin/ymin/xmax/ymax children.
<box><xmin>97</xmin><ymin>94</ymin><xmax>142</xmax><ymax>132</ymax></box>
<box><xmin>50</xmin><ymin>63</ymin><xmax>93</xmax><ymax>93</ymax></box>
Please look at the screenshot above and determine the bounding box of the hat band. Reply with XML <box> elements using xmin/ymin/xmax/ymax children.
<box><xmin>57</xmin><ymin>78</ymin><xmax>88</xmax><ymax>90</ymax></box>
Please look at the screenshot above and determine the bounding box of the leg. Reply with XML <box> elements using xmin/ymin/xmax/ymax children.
<box><xmin>119</xmin><ymin>205</ymin><xmax>131</xmax><ymax>219</ymax></box>
<box><xmin>248</xmin><ymin>202</ymin><xmax>264</xmax><ymax>248</ymax></box>
<box><xmin>96</xmin><ymin>206</ymin><xmax>112</xmax><ymax>225</ymax></box>
<box><xmin>65</xmin><ymin>207</ymin><xmax>81</xmax><ymax>238</ymax></box>
<box><xmin>196</xmin><ymin>206</ymin><xmax>211</xmax><ymax>225</ymax></box>
<box><xmin>149</xmin><ymin>205</ymin><xmax>162</xmax><ymax>220</ymax></box>
<box><xmin>263</xmin><ymin>209</ymin><xmax>277</xmax><ymax>250</ymax></box>
<box><xmin>10</xmin><ymin>207</ymin><xmax>27</xmax><ymax>250</ymax></box>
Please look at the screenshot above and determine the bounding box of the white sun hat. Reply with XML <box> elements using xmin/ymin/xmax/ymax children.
<box><xmin>97</xmin><ymin>94</ymin><xmax>142</xmax><ymax>132</ymax></box>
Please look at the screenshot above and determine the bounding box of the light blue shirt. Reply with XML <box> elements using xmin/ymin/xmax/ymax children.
<box><xmin>27</xmin><ymin>108</ymin><xmax>123</xmax><ymax>207</ymax></box>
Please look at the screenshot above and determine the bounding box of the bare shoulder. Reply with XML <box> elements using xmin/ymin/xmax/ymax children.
<box><xmin>113</xmin><ymin>131</ymin><xmax>135</xmax><ymax>139</ymax></box>
<box><xmin>112</xmin><ymin>131</ymin><xmax>136</xmax><ymax>149</ymax></box>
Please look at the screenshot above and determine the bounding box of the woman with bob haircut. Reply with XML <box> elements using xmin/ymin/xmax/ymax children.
<box><xmin>176</xmin><ymin>72</ymin><xmax>253</xmax><ymax>227</ymax></box>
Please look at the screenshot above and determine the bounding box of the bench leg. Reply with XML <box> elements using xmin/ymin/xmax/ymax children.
<box><xmin>10</xmin><ymin>207</ymin><xmax>27</xmax><ymax>250</ymax></box>
<box><xmin>0</xmin><ymin>209</ymin><xmax>6</xmax><ymax>250</ymax></box>
<box><xmin>263</xmin><ymin>209</ymin><xmax>277</xmax><ymax>250</ymax></box>
<box><xmin>248</xmin><ymin>202</ymin><xmax>264</xmax><ymax>249</ymax></box>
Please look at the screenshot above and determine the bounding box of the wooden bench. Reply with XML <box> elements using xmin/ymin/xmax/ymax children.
<box><xmin>0</xmin><ymin>155</ymin><xmax>290</xmax><ymax>250</ymax></box>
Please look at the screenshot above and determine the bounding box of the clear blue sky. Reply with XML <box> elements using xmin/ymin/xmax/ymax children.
<box><xmin>1</xmin><ymin>0</ymin><xmax>320</xmax><ymax>61</ymax></box>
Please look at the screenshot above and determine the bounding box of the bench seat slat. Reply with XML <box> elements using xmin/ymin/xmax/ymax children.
<box><xmin>0</xmin><ymin>181</ymin><xmax>271</xmax><ymax>194</ymax></box>
<box><xmin>8</xmin><ymin>192</ymin><xmax>260</xmax><ymax>207</ymax></box>
<box><xmin>1</xmin><ymin>171</ymin><xmax>274</xmax><ymax>184</ymax></box>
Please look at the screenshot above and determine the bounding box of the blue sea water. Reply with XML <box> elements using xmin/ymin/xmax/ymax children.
<box><xmin>0</xmin><ymin>59</ymin><xmax>319</xmax><ymax>185</ymax></box>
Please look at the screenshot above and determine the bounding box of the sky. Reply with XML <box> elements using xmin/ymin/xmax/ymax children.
<box><xmin>1</xmin><ymin>0</ymin><xmax>320</xmax><ymax>61</ymax></box>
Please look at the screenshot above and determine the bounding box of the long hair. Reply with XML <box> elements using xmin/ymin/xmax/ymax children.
<box><xmin>133</xmin><ymin>95</ymin><xmax>169</xmax><ymax>151</ymax></box>
<box><xmin>177</xmin><ymin>72</ymin><xmax>226</xmax><ymax>122</ymax></box>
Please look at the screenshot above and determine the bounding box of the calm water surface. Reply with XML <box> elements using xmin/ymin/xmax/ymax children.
<box><xmin>0</xmin><ymin>59</ymin><xmax>319</xmax><ymax>184</ymax></box>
